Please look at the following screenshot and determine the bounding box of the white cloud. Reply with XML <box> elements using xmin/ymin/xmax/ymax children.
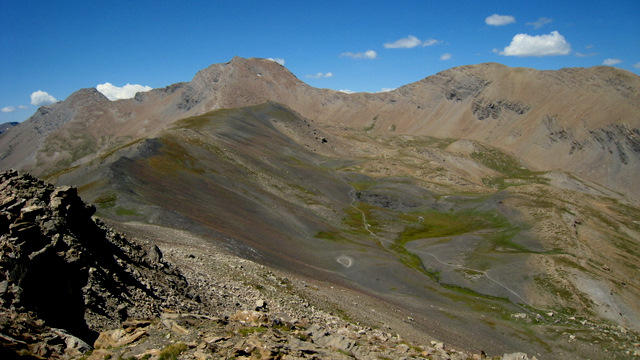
<box><xmin>30</xmin><ymin>90</ymin><xmax>57</xmax><ymax>106</ymax></box>
<box><xmin>633</xmin><ymin>62</ymin><xmax>640</xmax><ymax>69</ymax></box>
<box><xmin>339</xmin><ymin>89</ymin><xmax>355</xmax><ymax>94</ymax></box>
<box><xmin>499</xmin><ymin>31</ymin><xmax>571</xmax><ymax>57</ymax></box>
<box><xmin>575</xmin><ymin>52</ymin><xmax>597</xmax><ymax>58</ymax></box>
<box><xmin>379</xmin><ymin>88</ymin><xmax>395</xmax><ymax>93</ymax></box>
<box><xmin>603</xmin><ymin>58</ymin><xmax>622</xmax><ymax>66</ymax></box>
<box><xmin>305</xmin><ymin>72</ymin><xmax>333</xmax><ymax>78</ymax></box>
<box><xmin>3</xmin><ymin>104</ymin><xmax>33</xmax><ymax>113</ymax></box>
<box><xmin>422</xmin><ymin>38</ymin><xmax>439</xmax><ymax>47</ymax></box>
<box><xmin>267</xmin><ymin>58</ymin><xmax>285</xmax><ymax>66</ymax></box>
<box><xmin>526</xmin><ymin>17</ymin><xmax>553</xmax><ymax>29</ymax></box>
<box><xmin>485</xmin><ymin>14</ymin><xmax>516</xmax><ymax>26</ymax></box>
<box><xmin>96</xmin><ymin>83</ymin><xmax>153</xmax><ymax>101</ymax></box>
<box><xmin>384</xmin><ymin>35</ymin><xmax>421</xmax><ymax>49</ymax></box>
<box><xmin>384</xmin><ymin>36</ymin><xmax>439</xmax><ymax>49</ymax></box>
<box><xmin>341</xmin><ymin>50</ymin><xmax>377</xmax><ymax>59</ymax></box>
<box><xmin>440</xmin><ymin>53</ymin><xmax>452</xmax><ymax>60</ymax></box>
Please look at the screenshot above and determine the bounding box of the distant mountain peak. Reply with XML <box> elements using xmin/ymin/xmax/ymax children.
<box><xmin>67</xmin><ymin>87</ymin><xmax>110</xmax><ymax>103</ymax></box>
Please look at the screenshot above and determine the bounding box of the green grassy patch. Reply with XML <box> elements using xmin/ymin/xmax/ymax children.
<box><xmin>315</xmin><ymin>230</ymin><xmax>344</xmax><ymax>242</ymax></box>
<box><xmin>389</xmin><ymin>135</ymin><xmax>456</xmax><ymax>150</ymax></box>
<box><xmin>363</xmin><ymin>114</ymin><xmax>378</xmax><ymax>131</ymax></box>
<box><xmin>94</xmin><ymin>192</ymin><xmax>117</xmax><ymax>208</ymax></box>
<box><xmin>147</xmin><ymin>136</ymin><xmax>206</xmax><ymax>176</ymax></box>
<box><xmin>470</xmin><ymin>145</ymin><xmax>548</xmax><ymax>189</ymax></box>
<box><xmin>389</xmin><ymin>242</ymin><xmax>429</xmax><ymax>275</ymax></box>
<box><xmin>97</xmin><ymin>138</ymin><xmax>144</xmax><ymax>162</ymax></box>
<box><xmin>115</xmin><ymin>206</ymin><xmax>141</xmax><ymax>216</ymax></box>
<box><xmin>238</xmin><ymin>326</ymin><xmax>267</xmax><ymax>336</ymax></box>
<box><xmin>343</xmin><ymin>202</ymin><xmax>384</xmax><ymax>235</ymax></box>
<box><xmin>158</xmin><ymin>342</ymin><xmax>188</xmax><ymax>360</ymax></box>
<box><xmin>397</xmin><ymin>211</ymin><xmax>473</xmax><ymax>243</ymax></box>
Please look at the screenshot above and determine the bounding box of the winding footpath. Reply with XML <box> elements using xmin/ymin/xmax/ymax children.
<box><xmin>346</xmin><ymin>188</ymin><xmax>538</xmax><ymax>310</ymax></box>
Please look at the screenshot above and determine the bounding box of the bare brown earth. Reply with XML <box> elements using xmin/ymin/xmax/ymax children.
<box><xmin>0</xmin><ymin>58</ymin><xmax>639</xmax><ymax>359</ymax></box>
<box><xmin>1</xmin><ymin>57</ymin><xmax>638</xmax><ymax>203</ymax></box>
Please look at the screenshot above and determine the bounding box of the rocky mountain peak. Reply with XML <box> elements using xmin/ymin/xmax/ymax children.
<box><xmin>177</xmin><ymin>57</ymin><xmax>307</xmax><ymax>114</ymax></box>
<box><xmin>66</xmin><ymin>88</ymin><xmax>109</xmax><ymax>103</ymax></box>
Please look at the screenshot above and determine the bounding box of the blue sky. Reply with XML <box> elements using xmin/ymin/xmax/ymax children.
<box><xmin>1</xmin><ymin>0</ymin><xmax>639</xmax><ymax>123</ymax></box>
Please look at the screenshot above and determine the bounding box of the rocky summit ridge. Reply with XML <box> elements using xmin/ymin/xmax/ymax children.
<box><xmin>0</xmin><ymin>170</ymin><xmax>548</xmax><ymax>359</ymax></box>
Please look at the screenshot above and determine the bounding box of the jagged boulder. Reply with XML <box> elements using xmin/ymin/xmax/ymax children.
<box><xmin>0</xmin><ymin>170</ymin><xmax>205</xmax><ymax>358</ymax></box>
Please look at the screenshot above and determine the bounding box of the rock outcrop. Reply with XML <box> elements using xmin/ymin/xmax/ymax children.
<box><xmin>0</xmin><ymin>170</ymin><xmax>204</xmax><ymax>358</ymax></box>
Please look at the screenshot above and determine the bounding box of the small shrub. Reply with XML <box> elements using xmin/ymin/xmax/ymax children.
<box><xmin>158</xmin><ymin>342</ymin><xmax>188</xmax><ymax>360</ymax></box>
<box><xmin>238</xmin><ymin>326</ymin><xmax>267</xmax><ymax>336</ymax></box>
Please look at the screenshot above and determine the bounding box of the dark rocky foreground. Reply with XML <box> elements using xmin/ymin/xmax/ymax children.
<box><xmin>0</xmin><ymin>169</ymin><xmax>539</xmax><ymax>359</ymax></box>
<box><xmin>0</xmin><ymin>170</ymin><xmax>205</xmax><ymax>358</ymax></box>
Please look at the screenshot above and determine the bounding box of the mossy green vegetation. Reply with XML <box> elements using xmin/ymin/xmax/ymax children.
<box><xmin>94</xmin><ymin>192</ymin><xmax>117</xmax><ymax>208</ymax></box>
<box><xmin>147</xmin><ymin>136</ymin><xmax>206</xmax><ymax>176</ymax></box>
<box><xmin>470</xmin><ymin>145</ymin><xmax>548</xmax><ymax>189</ymax></box>
<box><xmin>315</xmin><ymin>230</ymin><xmax>343</xmax><ymax>242</ymax></box>
<box><xmin>115</xmin><ymin>206</ymin><xmax>141</xmax><ymax>216</ymax></box>
<box><xmin>158</xmin><ymin>342</ymin><xmax>188</xmax><ymax>360</ymax></box>
<box><xmin>343</xmin><ymin>202</ymin><xmax>384</xmax><ymax>235</ymax></box>
<box><xmin>238</xmin><ymin>326</ymin><xmax>267</xmax><ymax>336</ymax></box>
<box><xmin>396</xmin><ymin>211</ymin><xmax>473</xmax><ymax>243</ymax></box>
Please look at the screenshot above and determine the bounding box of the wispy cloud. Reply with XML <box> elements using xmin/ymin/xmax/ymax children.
<box><xmin>633</xmin><ymin>62</ymin><xmax>640</xmax><ymax>69</ymax></box>
<box><xmin>526</xmin><ymin>17</ymin><xmax>553</xmax><ymax>29</ymax></box>
<box><xmin>383</xmin><ymin>35</ymin><xmax>439</xmax><ymax>49</ymax></box>
<box><xmin>440</xmin><ymin>53</ymin><xmax>452</xmax><ymax>60</ymax></box>
<box><xmin>30</xmin><ymin>90</ymin><xmax>57</xmax><ymax>106</ymax></box>
<box><xmin>341</xmin><ymin>50</ymin><xmax>377</xmax><ymax>59</ymax></box>
<box><xmin>603</xmin><ymin>58</ymin><xmax>622</xmax><ymax>66</ymax></box>
<box><xmin>267</xmin><ymin>58</ymin><xmax>285</xmax><ymax>66</ymax></box>
<box><xmin>575</xmin><ymin>45</ymin><xmax>597</xmax><ymax>57</ymax></box>
<box><xmin>1</xmin><ymin>105</ymin><xmax>27</xmax><ymax>112</ymax></box>
<box><xmin>384</xmin><ymin>35</ymin><xmax>420</xmax><ymax>49</ymax></box>
<box><xmin>575</xmin><ymin>52</ymin><xmax>597</xmax><ymax>57</ymax></box>
<box><xmin>498</xmin><ymin>31</ymin><xmax>571</xmax><ymax>57</ymax></box>
<box><xmin>96</xmin><ymin>83</ymin><xmax>152</xmax><ymax>101</ymax></box>
<box><xmin>485</xmin><ymin>14</ymin><xmax>515</xmax><ymax>26</ymax></box>
<box><xmin>379</xmin><ymin>88</ymin><xmax>395</xmax><ymax>93</ymax></box>
<box><xmin>339</xmin><ymin>89</ymin><xmax>355</xmax><ymax>94</ymax></box>
<box><xmin>305</xmin><ymin>72</ymin><xmax>333</xmax><ymax>79</ymax></box>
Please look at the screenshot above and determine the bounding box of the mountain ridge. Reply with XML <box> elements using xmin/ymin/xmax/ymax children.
<box><xmin>1</xmin><ymin>57</ymin><xmax>638</xmax><ymax>203</ymax></box>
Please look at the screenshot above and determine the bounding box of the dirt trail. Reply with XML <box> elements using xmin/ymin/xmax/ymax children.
<box><xmin>346</xmin><ymin>188</ymin><xmax>532</xmax><ymax>307</ymax></box>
